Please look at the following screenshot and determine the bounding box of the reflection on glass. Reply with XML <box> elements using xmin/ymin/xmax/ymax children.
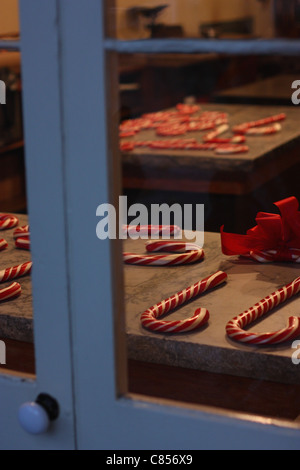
<box><xmin>116</xmin><ymin>0</ymin><xmax>281</xmax><ymax>40</ymax></box>
<box><xmin>0</xmin><ymin>0</ymin><xmax>35</xmax><ymax>377</ymax></box>
<box><xmin>114</xmin><ymin>1</ymin><xmax>300</xmax><ymax>424</ymax></box>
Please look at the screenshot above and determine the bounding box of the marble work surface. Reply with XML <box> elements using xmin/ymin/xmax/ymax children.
<box><xmin>124</xmin><ymin>231</ymin><xmax>300</xmax><ymax>384</ymax></box>
<box><xmin>0</xmin><ymin>214</ymin><xmax>32</xmax><ymax>342</ymax></box>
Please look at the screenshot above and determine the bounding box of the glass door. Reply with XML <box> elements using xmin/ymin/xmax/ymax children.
<box><xmin>66</xmin><ymin>0</ymin><xmax>300</xmax><ymax>449</ymax></box>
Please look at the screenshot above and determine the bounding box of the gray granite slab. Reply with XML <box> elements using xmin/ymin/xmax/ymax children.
<box><xmin>124</xmin><ymin>231</ymin><xmax>300</xmax><ymax>384</ymax></box>
<box><xmin>1</xmin><ymin>213</ymin><xmax>300</xmax><ymax>385</ymax></box>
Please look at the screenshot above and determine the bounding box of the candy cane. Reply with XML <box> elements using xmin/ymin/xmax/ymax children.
<box><xmin>215</xmin><ymin>145</ymin><xmax>249</xmax><ymax>154</ymax></box>
<box><xmin>244</xmin><ymin>123</ymin><xmax>281</xmax><ymax>135</ymax></box>
<box><xmin>156</xmin><ymin>124</ymin><xmax>188</xmax><ymax>136</ymax></box>
<box><xmin>149</xmin><ymin>141</ymin><xmax>217</xmax><ymax>150</ymax></box>
<box><xmin>148</xmin><ymin>139</ymin><xmax>196</xmax><ymax>149</ymax></box>
<box><xmin>141</xmin><ymin>271</ymin><xmax>227</xmax><ymax>333</ymax></box>
<box><xmin>200</xmin><ymin>111</ymin><xmax>228</xmax><ymax>120</ymax></box>
<box><xmin>204</xmin><ymin>135</ymin><xmax>246</xmax><ymax>144</ymax></box>
<box><xmin>13</xmin><ymin>225</ymin><xmax>30</xmax><ymax>239</ymax></box>
<box><xmin>123</xmin><ymin>225</ymin><xmax>181</xmax><ymax>237</ymax></box>
<box><xmin>187</xmin><ymin>121</ymin><xmax>215</xmax><ymax>132</ymax></box>
<box><xmin>0</xmin><ymin>214</ymin><xmax>19</xmax><ymax>230</ymax></box>
<box><xmin>246</xmin><ymin>248</ymin><xmax>300</xmax><ymax>263</ymax></box>
<box><xmin>128</xmin><ymin>139</ymin><xmax>218</xmax><ymax>151</ymax></box>
<box><xmin>0</xmin><ymin>261</ymin><xmax>32</xmax><ymax>283</ymax></box>
<box><xmin>226</xmin><ymin>276</ymin><xmax>300</xmax><ymax>344</ymax></box>
<box><xmin>119</xmin><ymin>130</ymin><xmax>137</xmax><ymax>138</ymax></box>
<box><xmin>120</xmin><ymin>141</ymin><xmax>135</xmax><ymax>152</ymax></box>
<box><xmin>233</xmin><ymin>113</ymin><xmax>286</xmax><ymax>133</ymax></box>
<box><xmin>15</xmin><ymin>238</ymin><xmax>30</xmax><ymax>250</ymax></box>
<box><xmin>0</xmin><ymin>239</ymin><xmax>8</xmax><ymax>251</ymax></box>
<box><xmin>13</xmin><ymin>225</ymin><xmax>30</xmax><ymax>250</ymax></box>
<box><xmin>0</xmin><ymin>282</ymin><xmax>21</xmax><ymax>302</ymax></box>
<box><xmin>123</xmin><ymin>241</ymin><xmax>204</xmax><ymax>266</ymax></box>
<box><xmin>203</xmin><ymin>124</ymin><xmax>229</xmax><ymax>142</ymax></box>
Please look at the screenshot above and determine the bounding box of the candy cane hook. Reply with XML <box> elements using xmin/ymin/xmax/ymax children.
<box><xmin>0</xmin><ymin>214</ymin><xmax>19</xmax><ymax>230</ymax></box>
<box><xmin>226</xmin><ymin>276</ymin><xmax>300</xmax><ymax>344</ymax></box>
<box><xmin>141</xmin><ymin>271</ymin><xmax>227</xmax><ymax>333</ymax></box>
<box><xmin>0</xmin><ymin>282</ymin><xmax>21</xmax><ymax>302</ymax></box>
<box><xmin>123</xmin><ymin>241</ymin><xmax>204</xmax><ymax>266</ymax></box>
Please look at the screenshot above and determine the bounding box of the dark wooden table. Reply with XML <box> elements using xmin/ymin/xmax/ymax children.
<box><xmin>214</xmin><ymin>74</ymin><xmax>298</xmax><ymax>106</ymax></box>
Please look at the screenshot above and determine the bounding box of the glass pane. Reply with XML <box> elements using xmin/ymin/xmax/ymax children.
<box><xmin>105</xmin><ymin>0</ymin><xmax>300</xmax><ymax>427</ymax></box>
<box><xmin>0</xmin><ymin>0</ymin><xmax>35</xmax><ymax>377</ymax></box>
<box><xmin>116</xmin><ymin>0</ymin><xmax>300</xmax><ymax>40</ymax></box>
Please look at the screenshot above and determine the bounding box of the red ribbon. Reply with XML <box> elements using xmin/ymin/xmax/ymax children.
<box><xmin>220</xmin><ymin>197</ymin><xmax>300</xmax><ymax>260</ymax></box>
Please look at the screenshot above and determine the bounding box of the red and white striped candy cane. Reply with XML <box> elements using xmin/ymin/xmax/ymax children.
<box><xmin>134</xmin><ymin>140</ymin><xmax>152</xmax><ymax>147</ymax></box>
<box><xmin>0</xmin><ymin>239</ymin><xmax>8</xmax><ymax>251</ymax></box>
<box><xmin>13</xmin><ymin>225</ymin><xmax>30</xmax><ymax>250</ymax></box>
<box><xmin>246</xmin><ymin>248</ymin><xmax>300</xmax><ymax>263</ymax></box>
<box><xmin>0</xmin><ymin>261</ymin><xmax>32</xmax><ymax>283</ymax></box>
<box><xmin>246</xmin><ymin>113</ymin><xmax>286</xmax><ymax>127</ymax></box>
<box><xmin>13</xmin><ymin>225</ymin><xmax>30</xmax><ymax>239</ymax></box>
<box><xmin>156</xmin><ymin>123</ymin><xmax>188</xmax><ymax>136</ymax></box>
<box><xmin>0</xmin><ymin>282</ymin><xmax>21</xmax><ymax>302</ymax></box>
<box><xmin>187</xmin><ymin>121</ymin><xmax>215</xmax><ymax>132</ymax></box>
<box><xmin>184</xmin><ymin>142</ymin><xmax>217</xmax><ymax>150</ymax></box>
<box><xmin>203</xmin><ymin>124</ymin><xmax>229</xmax><ymax>142</ymax></box>
<box><xmin>244</xmin><ymin>123</ymin><xmax>281</xmax><ymax>135</ymax></box>
<box><xmin>123</xmin><ymin>241</ymin><xmax>204</xmax><ymax>266</ymax></box>
<box><xmin>123</xmin><ymin>225</ymin><xmax>181</xmax><ymax>237</ymax></box>
<box><xmin>215</xmin><ymin>144</ymin><xmax>249</xmax><ymax>154</ymax></box>
<box><xmin>204</xmin><ymin>135</ymin><xmax>246</xmax><ymax>144</ymax></box>
<box><xmin>15</xmin><ymin>238</ymin><xmax>30</xmax><ymax>250</ymax></box>
<box><xmin>141</xmin><ymin>271</ymin><xmax>227</xmax><ymax>333</ymax></box>
<box><xmin>233</xmin><ymin>113</ymin><xmax>286</xmax><ymax>133</ymax></box>
<box><xmin>226</xmin><ymin>276</ymin><xmax>300</xmax><ymax>344</ymax></box>
<box><xmin>119</xmin><ymin>130</ymin><xmax>137</xmax><ymax>138</ymax></box>
<box><xmin>120</xmin><ymin>141</ymin><xmax>135</xmax><ymax>152</ymax></box>
<box><xmin>150</xmin><ymin>141</ymin><xmax>217</xmax><ymax>150</ymax></box>
<box><xmin>0</xmin><ymin>214</ymin><xmax>19</xmax><ymax>230</ymax></box>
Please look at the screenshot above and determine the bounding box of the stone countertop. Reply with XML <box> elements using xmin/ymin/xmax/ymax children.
<box><xmin>124</xmin><ymin>231</ymin><xmax>300</xmax><ymax>384</ymax></box>
<box><xmin>121</xmin><ymin>104</ymin><xmax>300</xmax><ymax>173</ymax></box>
<box><xmin>1</xmin><ymin>215</ymin><xmax>300</xmax><ymax>385</ymax></box>
<box><xmin>0</xmin><ymin>214</ymin><xmax>32</xmax><ymax>342</ymax></box>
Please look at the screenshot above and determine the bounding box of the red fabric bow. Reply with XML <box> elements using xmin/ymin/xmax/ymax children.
<box><xmin>220</xmin><ymin>197</ymin><xmax>300</xmax><ymax>261</ymax></box>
